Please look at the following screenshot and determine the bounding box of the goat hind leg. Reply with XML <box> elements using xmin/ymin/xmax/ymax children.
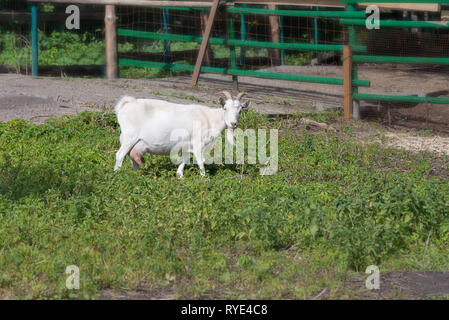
<box><xmin>176</xmin><ymin>153</ymin><xmax>189</xmax><ymax>179</ymax></box>
<box><xmin>114</xmin><ymin>137</ymin><xmax>140</xmax><ymax>171</ymax></box>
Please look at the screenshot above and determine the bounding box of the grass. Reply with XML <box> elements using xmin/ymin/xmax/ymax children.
<box><xmin>0</xmin><ymin>31</ymin><xmax>105</xmax><ymax>68</ymax></box>
<box><xmin>0</xmin><ymin>110</ymin><xmax>448</xmax><ymax>299</ymax></box>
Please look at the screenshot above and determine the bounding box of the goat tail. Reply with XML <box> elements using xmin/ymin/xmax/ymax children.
<box><xmin>114</xmin><ymin>96</ymin><xmax>136</xmax><ymax>115</ymax></box>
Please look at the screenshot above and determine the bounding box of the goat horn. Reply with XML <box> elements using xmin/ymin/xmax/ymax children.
<box><xmin>221</xmin><ymin>91</ymin><xmax>233</xmax><ymax>100</ymax></box>
<box><xmin>236</xmin><ymin>92</ymin><xmax>246</xmax><ymax>100</ymax></box>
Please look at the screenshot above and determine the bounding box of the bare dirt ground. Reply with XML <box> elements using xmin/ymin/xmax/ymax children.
<box><xmin>1</xmin><ymin>64</ymin><xmax>448</xmax><ymax>121</ymax></box>
<box><xmin>1</xmin><ymin>63</ymin><xmax>448</xmax><ymax>120</ymax></box>
<box><xmin>0</xmin><ymin>72</ymin><xmax>320</xmax><ymax>124</ymax></box>
<box><xmin>338</xmin><ymin>117</ymin><xmax>449</xmax><ymax>158</ymax></box>
<box><xmin>98</xmin><ymin>271</ymin><xmax>449</xmax><ymax>300</ymax></box>
<box><xmin>347</xmin><ymin>271</ymin><xmax>449</xmax><ymax>300</ymax></box>
<box><xmin>101</xmin><ymin>287</ymin><xmax>175</xmax><ymax>300</ymax></box>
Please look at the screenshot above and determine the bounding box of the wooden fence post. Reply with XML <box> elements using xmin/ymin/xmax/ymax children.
<box><xmin>200</xmin><ymin>11</ymin><xmax>212</xmax><ymax>65</ymax></box>
<box><xmin>268</xmin><ymin>4</ymin><xmax>281</xmax><ymax>66</ymax></box>
<box><xmin>240</xmin><ymin>3</ymin><xmax>247</xmax><ymax>65</ymax></box>
<box><xmin>347</xmin><ymin>4</ymin><xmax>360</xmax><ymax>120</ymax></box>
<box><xmin>228</xmin><ymin>10</ymin><xmax>238</xmax><ymax>91</ymax></box>
<box><xmin>191</xmin><ymin>0</ymin><xmax>220</xmax><ymax>87</ymax></box>
<box><xmin>343</xmin><ymin>45</ymin><xmax>353</xmax><ymax>119</ymax></box>
<box><xmin>105</xmin><ymin>5</ymin><xmax>118</xmax><ymax>79</ymax></box>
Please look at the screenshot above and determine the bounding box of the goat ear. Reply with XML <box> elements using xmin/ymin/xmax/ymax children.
<box><xmin>219</xmin><ymin>97</ymin><xmax>226</xmax><ymax>107</ymax></box>
<box><xmin>241</xmin><ymin>100</ymin><xmax>250</xmax><ymax>109</ymax></box>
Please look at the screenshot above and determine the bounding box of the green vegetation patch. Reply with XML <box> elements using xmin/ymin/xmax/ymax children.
<box><xmin>0</xmin><ymin>110</ymin><xmax>448</xmax><ymax>299</ymax></box>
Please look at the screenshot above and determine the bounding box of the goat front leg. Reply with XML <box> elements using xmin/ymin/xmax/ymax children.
<box><xmin>176</xmin><ymin>153</ymin><xmax>189</xmax><ymax>179</ymax></box>
<box><xmin>193</xmin><ymin>148</ymin><xmax>206</xmax><ymax>177</ymax></box>
<box><xmin>114</xmin><ymin>136</ymin><xmax>140</xmax><ymax>171</ymax></box>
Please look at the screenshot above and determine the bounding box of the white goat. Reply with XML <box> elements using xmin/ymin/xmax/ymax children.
<box><xmin>113</xmin><ymin>91</ymin><xmax>249</xmax><ymax>178</ymax></box>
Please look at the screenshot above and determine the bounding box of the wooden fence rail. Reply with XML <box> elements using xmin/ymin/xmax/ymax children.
<box><xmin>27</xmin><ymin>0</ymin><xmax>214</xmax><ymax>7</ymax></box>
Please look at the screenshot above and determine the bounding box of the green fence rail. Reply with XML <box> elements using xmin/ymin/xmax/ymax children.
<box><xmin>146</xmin><ymin>6</ymin><xmax>209</xmax><ymax>12</ymax></box>
<box><xmin>353</xmin><ymin>55</ymin><xmax>449</xmax><ymax>65</ymax></box>
<box><xmin>353</xmin><ymin>93</ymin><xmax>449</xmax><ymax>104</ymax></box>
<box><xmin>117</xmin><ymin>28</ymin><xmax>367</xmax><ymax>52</ymax></box>
<box><xmin>340</xmin><ymin>19</ymin><xmax>449</xmax><ymax>29</ymax></box>
<box><xmin>341</xmin><ymin>0</ymin><xmax>449</xmax><ymax>3</ymax></box>
<box><xmin>120</xmin><ymin>59</ymin><xmax>370</xmax><ymax>87</ymax></box>
<box><xmin>227</xmin><ymin>7</ymin><xmax>366</xmax><ymax>18</ymax></box>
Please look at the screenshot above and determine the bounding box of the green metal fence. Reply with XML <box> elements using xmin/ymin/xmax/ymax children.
<box><xmin>24</xmin><ymin>0</ymin><xmax>449</xmax><ymax>116</ymax></box>
<box><xmin>339</xmin><ymin>0</ymin><xmax>449</xmax><ymax>107</ymax></box>
<box><xmin>117</xmin><ymin>4</ymin><xmax>371</xmax><ymax>89</ymax></box>
<box><xmin>117</xmin><ymin>1</ymin><xmax>449</xmax><ymax>109</ymax></box>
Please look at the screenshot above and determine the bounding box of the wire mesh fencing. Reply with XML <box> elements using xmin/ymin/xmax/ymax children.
<box><xmin>1</xmin><ymin>1</ymin><xmax>105</xmax><ymax>76</ymax></box>
<box><xmin>117</xmin><ymin>6</ymin><xmax>228</xmax><ymax>77</ymax></box>
<box><xmin>348</xmin><ymin>12</ymin><xmax>449</xmax><ymax>128</ymax></box>
<box><xmin>116</xmin><ymin>4</ymin><xmax>354</xmax><ymax>91</ymax></box>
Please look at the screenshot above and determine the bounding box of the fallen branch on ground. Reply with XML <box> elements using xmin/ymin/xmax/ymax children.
<box><xmin>299</xmin><ymin>118</ymin><xmax>337</xmax><ymax>132</ymax></box>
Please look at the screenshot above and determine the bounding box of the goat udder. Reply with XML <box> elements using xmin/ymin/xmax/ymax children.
<box><xmin>130</xmin><ymin>147</ymin><xmax>144</xmax><ymax>165</ymax></box>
